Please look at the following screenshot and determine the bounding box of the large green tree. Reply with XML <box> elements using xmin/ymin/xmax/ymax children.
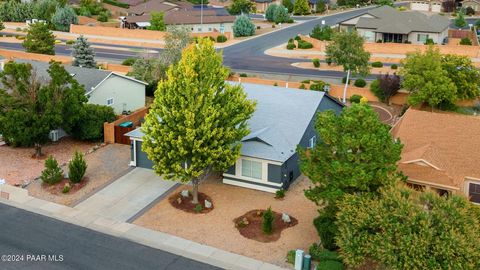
<box><xmin>401</xmin><ymin>47</ymin><xmax>457</xmax><ymax>109</ymax></box>
<box><xmin>51</xmin><ymin>5</ymin><xmax>78</xmax><ymax>32</ymax></box>
<box><xmin>22</xmin><ymin>22</ymin><xmax>55</xmax><ymax>55</ymax></box>
<box><xmin>293</xmin><ymin>0</ymin><xmax>310</xmax><ymax>15</ymax></box>
<box><xmin>227</xmin><ymin>0</ymin><xmax>255</xmax><ymax>15</ymax></box>
<box><xmin>147</xmin><ymin>12</ymin><xmax>166</xmax><ymax>31</ymax></box>
<box><xmin>72</xmin><ymin>35</ymin><xmax>97</xmax><ymax>68</ymax></box>
<box><xmin>141</xmin><ymin>39</ymin><xmax>256</xmax><ymax>204</ymax></box>
<box><xmin>282</xmin><ymin>0</ymin><xmax>293</xmax><ymax>13</ymax></box>
<box><xmin>326</xmin><ymin>31</ymin><xmax>370</xmax><ymax>102</ymax></box>
<box><xmin>0</xmin><ymin>61</ymin><xmax>86</xmax><ymax>156</ymax></box>
<box><xmin>299</xmin><ymin>103</ymin><xmax>403</xmax><ymax>249</ymax></box>
<box><xmin>336</xmin><ymin>186</ymin><xmax>480</xmax><ymax>270</ymax></box>
<box><xmin>441</xmin><ymin>54</ymin><xmax>480</xmax><ymax>100</ymax></box>
<box><xmin>232</xmin><ymin>14</ymin><xmax>255</xmax><ymax>37</ymax></box>
<box><xmin>273</xmin><ymin>4</ymin><xmax>290</xmax><ymax>24</ymax></box>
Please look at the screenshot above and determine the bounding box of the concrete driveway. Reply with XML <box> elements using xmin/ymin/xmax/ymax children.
<box><xmin>74</xmin><ymin>168</ymin><xmax>178</xmax><ymax>222</ymax></box>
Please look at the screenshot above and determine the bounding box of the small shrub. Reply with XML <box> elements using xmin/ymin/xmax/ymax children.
<box><xmin>376</xmin><ymin>39</ymin><xmax>383</xmax><ymax>43</ymax></box>
<box><xmin>286</xmin><ymin>43</ymin><xmax>296</xmax><ymax>50</ymax></box>
<box><xmin>354</xmin><ymin>78</ymin><xmax>366</xmax><ymax>88</ymax></box>
<box><xmin>208</xmin><ymin>36</ymin><xmax>216</xmax><ymax>42</ymax></box>
<box><xmin>66</xmin><ymin>39</ymin><xmax>75</xmax><ymax>45</ymax></box>
<box><xmin>310</xmin><ymin>81</ymin><xmax>328</xmax><ymax>91</ymax></box>
<box><xmin>299</xmin><ymin>83</ymin><xmax>306</xmax><ymax>89</ymax></box>
<box><xmin>62</xmin><ymin>184</ymin><xmax>71</xmax><ymax>194</ymax></box>
<box><xmin>391</xmin><ymin>64</ymin><xmax>398</xmax><ymax>69</ymax></box>
<box><xmin>287</xmin><ymin>18</ymin><xmax>294</xmax><ymax>23</ymax></box>
<box><xmin>316</xmin><ymin>260</ymin><xmax>344</xmax><ymax>270</ymax></box>
<box><xmin>314</xmin><ymin>213</ymin><xmax>337</xmax><ymax>250</ymax></box>
<box><xmin>371</xmin><ymin>61</ymin><xmax>383</xmax><ymax>68</ymax></box>
<box><xmin>237</xmin><ymin>218</ymin><xmax>247</xmax><ymax>228</ymax></box>
<box><xmin>286</xmin><ymin>250</ymin><xmax>296</xmax><ymax>264</ymax></box>
<box><xmin>297</xmin><ymin>40</ymin><xmax>313</xmax><ymax>49</ymax></box>
<box><xmin>239</xmin><ymin>73</ymin><xmax>248</xmax><ymax>77</ymax></box>
<box><xmin>273</xmin><ymin>82</ymin><xmax>278</xmax><ymax>86</ymax></box>
<box><xmin>326</xmin><ymin>58</ymin><xmax>332</xmax><ymax>65</ymax></box>
<box><xmin>301</xmin><ymin>79</ymin><xmax>311</xmax><ymax>83</ymax></box>
<box><xmin>68</xmin><ymin>151</ymin><xmax>87</xmax><ymax>184</ymax></box>
<box><xmin>97</xmin><ymin>11</ymin><xmax>110</xmax><ymax>22</ymax></box>
<box><xmin>342</xmin><ymin>76</ymin><xmax>350</xmax><ymax>84</ymax></box>
<box><xmin>194</xmin><ymin>204</ymin><xmax>203</xmax><ymax>213</ymax></box>
<box><xmin>360</xmin><ymin>96</ymin><xmax>368</xmax><ymax>104</ymax></box>
<box><xmin>466</xmin><ymin>6</ymin><xmax>475</xmax><ymax>16</ymax></box>
<box><xmin>262</xmin><ymin>207</ymin><xmax>274</xmax><ymax>234</ymax></box>
<box><xmin>288</xmin><ymin>38</ymin><xmax>294</xmax><ymax>43</ymax></box>
<box><xmin>41</xmin><ymin>155</ymin><xmax>63</xmax><ymax>185</ymax></box>
<box><xmin>460</xmin><ymin>37</ymin><xmax>472</xmax><ymax>45</ymax></box>
<box><xmin>312</xmin><ymin>58</ymin><xmax>320</xmax><ymax>68</ymax></box>
<box><xmin>424</xmin><ymin>38</ymin><xmax>434</xmax><ymax>45</ymax></box>
<box><xmin>294</xmin><ymin>35</ymin><xmax>301</xmax><ymax>41</ymax></box>
<box><xmin>309</xmin><ymin>243</ymin><xmax>342</xmax><ymax>262</ymax></box>
<box><xmin>349</xmin><ymin>94</ymin><xmax>362</xmax><ymax>103</ymax></box>
<box><xmin>216</xmin><ymin>34</ymin><xmax>227</xmax><ymax>43</ymax></box>
<box><xmin>275</xmin><ymin>189</ymin><xmax>285</xmax><ymax>199</ymax></box>
<box><xmin>122</xmin><ymin>57</ymin><xmax>136</xmax><ymax>66</ymax></box>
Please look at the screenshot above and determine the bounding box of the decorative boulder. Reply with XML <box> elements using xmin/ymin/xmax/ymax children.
<box><xmin>181</xmin><ymin>190</ymin><xmax>189</xmax><ymax>198</ymax></box>
<box><xmin>176</xmin><ymin>197</ymin><xmax>182</xmax><ymax>204</ymax></box>
<box><xmin>282</xmin><ymin>213</ymin><xmax>291</xmax><ymax>223</ymax></box>
<box><xmin>205</xmin><ymin>199</ymin><xmax>212</xmax><ymax>208</ymax></box>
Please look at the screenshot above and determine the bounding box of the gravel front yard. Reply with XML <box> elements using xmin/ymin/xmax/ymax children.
<box><xmin>27</xmin><ymin>143</ymin><xmax>131</xmax><ymax>206</ymax></box>
<box><xmin>134</xmin><ymin>176</ymin><xmax>319</xmax><ymax>267</ymax></box>
<box><xmin>0</xmin><ymin>138</ymin><xmax>95</xmax><ymax>186</ymax></box>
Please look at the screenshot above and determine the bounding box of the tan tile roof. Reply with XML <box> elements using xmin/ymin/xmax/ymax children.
<box><xmin>391</xmin><ymin>109</ymin><xmax>480</xmax><ymax>189</ymax></box>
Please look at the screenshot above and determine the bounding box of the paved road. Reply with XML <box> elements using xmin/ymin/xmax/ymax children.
<box><xmin>0</xmin><ymin>203</ymin><xmax>220</xmax><ymax>270</ymax></box>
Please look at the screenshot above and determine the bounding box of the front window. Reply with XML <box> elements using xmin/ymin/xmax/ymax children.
<box><xmin>242</xmin><ymin>159</ymin><xmax>262</xmax><ymax>179</ymax></box>
<box><xmin>469</xmin><ymin>183</ymin><xmax>480</xmax><ymax>203</ymax></box>
<box><xmin>309</xmin><ymin>136</ymin><xmax>316</xmax><ymax>148</ymax></box>
<box><xmin>107</xmin><ymin>98</ymin><xmax>114</xmax><ymax>106</ymax></box>
<box><xmin>417</xmin><ymin>34</ymin><xmax>429</xmax><ymax>43</ymax></box>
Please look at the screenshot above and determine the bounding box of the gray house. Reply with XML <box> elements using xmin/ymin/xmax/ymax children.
<box><xmin>4</xmin><ymin>59</ymin><xmax>147</xmax><ymax>115</ymax></box>
<box><xmin>338</xmin><ymin>5</ymin><xmax>449</xmax><ymax>44</ymax></box>
<box><xmin>126</xmin><ymin>82</ymin><xmax>343</xmax><ymax>193</ymax></box>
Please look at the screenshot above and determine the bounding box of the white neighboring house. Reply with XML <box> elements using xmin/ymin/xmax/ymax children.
<box><xmin>11</xmin><ymin>59</ymin><xmax>147</xmax><ymax>115</ymax></box>
<box><xmin>338</xmin><ymin>5</ymin><xmax>450</xmax><ymax>44</ymax></box>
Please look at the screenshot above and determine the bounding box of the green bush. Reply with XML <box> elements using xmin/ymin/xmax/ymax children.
<box><xmin>66</xmin><ymin>40</ymin><xmax>75</xmax><ymax>45</ymax></box>
<box><xmin>391</xmin><ymin>64</ymin><xmax>398</xmax><ymax>69</ymax></box>
<box><xmin>287</xmin><ymin>18</ymin><xmax>294</xmax><ymax>23</ymax></box>
<box><xmin>97</xmin><ymin>10</ymin><xmax>110</xmax><ymax>22</ymax></box>
<box><xmin>62</xmin><ymin>184</ymin><xmax>71</xmax><ymax>194</ymax></box>
<box><xmin>342</xmin><ymin>76</ymin><xmax>350</xmax><ymax>84</ymax></box>
<box><xmin>286</xmin><ymin>43</ymin><xmax>296</xmax><ymax>50</ymax></box>
<box><xmin>326</xmin><ymin>58</ymin><xmax>332</xmax><ymax>65</ymax></box>
<box><xmin>102</xmin><ymin>0</ymin><xmax>130</xmax><ymax>8</ymax></box>
<box><xmin>294</xmin><ymin>35</ymin><xmax>301</xmax><ymax>41</ymax></box>
<box><xmin>310</xmin><ymin>81</ymin><xmax>328</xmax><ymax>91</ymax></box>
<box><xmin>233</xmin><ymin>14</ymin><xmax>255</xmax><ymax>37</ymax></box>
<box><xmin>301</xmin><ymin>79</ymin><xmax>311</xmax><ymax>83</ymax></box>
<box><xmin>371</xmin><ymin>61</ymin><xmax>383</xmax><ymax>68</ymax></box>
<box><xmin>299</xmin><ymin>83</ymin><xmax>306</xmax><ymax>89</ymax></box>
<box><xmin>239</xmin><ymin>73</ymin><xmax>248</xmax><ymax>77</ymax></box>
<box><xmin>354</xmin><ymin>78</ymin><xmax>366</xmax><ymax>88</ymax></box>
<box><xmin>313</xmin><ymin>211</ymin><xmax>338</xmax><ymax>250</ymax></box>
<box><xmin>349</xmin><ymin>94</ymin><xmax>362</xmax><ymax>103</ymax></box>
<box><xmin>310</xmin><ymin>24</ymin><xmax>333</xmax><ymax>41</ymax></box>
<box><xmin>275</xmin><ymin>189</ymin><xmax>285</xmax><ymax>199</ymax></box>
<box><xmin>312</xmin><ymin>58</ymin><xmax>320</xmax><ymax>68</ymax></box>
<box><xmin>262</xmin><ymin>207</ymin><xmax>274</xmax><ymax>234</ymax></box>
<box><xmin>370</xmin><ymin>79</ymin><xmax>383</xmax><ymax>101</ymax></box>
<box><xmin>68</xmin><ymin>151</ymin><xmax>87</xmax><ymax>184</ymax></box>
<box><xmin>216</xmin><ymin>34</ymin><xmax>227</xmax><ymax>43</ymax></box>
<box><xmin>122</xmin><ymin>57</ymin><xmax>136</xmax><ymax>66</ymax></box>
<box><xmin>41</xmin><ymin>155</ymin><xmax>63</xmax><ymax>185</ymax></box>
<box><xmin>297</xmin><ymin>40</ymin><xmax>313</xmax><ymax>49</ymax></box>
<box><xmin>376</xmin><ymin>39</ymin><xmax>383</xmax><ymax>43</ymax></box>
<box><xmin>309</xmin><ymin>243</ymin><xmax>342</xmax><ymax>262</ymax></box>
<box><xmin>316</xmin><ymin>260</ymin><xmax>344</xmax><ymax>270</ymax></box>
<box><xmin>460</xmin><ymin>37</ymin><xmax>472</xmax><ymax>45</ymax></box>
<box><xmin>424</xmin><ymin>38</ymin><xmax>434</xmax><ymax>45</ymax></box>
<box><xmin>194</xmin><ymin>204</ymin><xmax>203</xmax><ymax>213</ymax></box>
<box><xmin>265</xmin><ymin>4</ymin><xmax>278</xmax><ymax>22</ymax></box>
<box><xmin>286</xmin><ymin>250</ymin><xmax>296</xmax><ymax>264</ymax></box>
<box><xmin>72</xmin><ymin>104</ymin><xmax>116</xmax><ymax>141</ymax></box>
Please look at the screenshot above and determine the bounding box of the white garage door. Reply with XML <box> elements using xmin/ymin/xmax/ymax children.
<box><xmin>411</xmin><ymin>2</ymin><xmax>429</xmax><ymax>11</ymax></box>
<box><xmin>431</xmin><ymin>3</ymin><xmax>441</xmax><ymax>12</ymax></box>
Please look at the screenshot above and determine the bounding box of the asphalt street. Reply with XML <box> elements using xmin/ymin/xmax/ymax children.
<box><xmin>0</xmin><ymin>203</ymin><xmax>221</xmax><ymax>270</ymax></box>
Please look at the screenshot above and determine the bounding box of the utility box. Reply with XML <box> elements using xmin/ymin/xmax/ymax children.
<box><xmin>294</xmin><ymin>250</ymin><xmax>304</xmax><ymax>270</ymax></box>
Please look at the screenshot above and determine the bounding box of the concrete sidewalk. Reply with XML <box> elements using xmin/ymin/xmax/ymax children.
<box><xmin>74</xmin><ymin>168</ymin><xmax>177</xmax><ymax>222</ymax></box>
<box><xmin>0</xmin><ymin>184</ymin><xmax>287</xmax><ymax>270</ymax></box>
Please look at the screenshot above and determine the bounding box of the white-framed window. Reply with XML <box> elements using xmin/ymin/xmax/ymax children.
<box><xmin>468</xmin><ymin>182</ymin><xmax>480</xmax><ymax>204</ymax></box>
<box><xmin>107</xmin><ymin>98</ymin><xmax>114</xmax><ymax>106</ymax></box>
<box><xmin>417</xmin><ymin>34</ymin><xmax>429</xmax><ymax>43</ymax></box>
<box><xmin>241</xmin><ymin>159</ymin><xmax>262</xmax><ymax>179</ymax></box>
<box><xmin>309</xmin><ymin>135</ymin><xmax>316</xmax><ymax>148</ymax></box>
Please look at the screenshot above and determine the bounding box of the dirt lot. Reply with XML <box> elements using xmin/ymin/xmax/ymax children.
<box><xmin>0</xmin><ymin>138</ymin><xmax>95</xmax><ymax>186</ymax></box>
<box><xmin>134</xmin><ymin>176</ymin><xmax>320</xmax><ymax>267</ymax></box>
<box><xmin>27</xmin><ymin>143</ymin><xmax>131</xmax><ymax>206</ymax></box>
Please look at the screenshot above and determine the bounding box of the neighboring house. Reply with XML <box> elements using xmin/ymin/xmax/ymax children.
<box><xmin>122</xmin><ymin>6</ymin><xmax>235</xmax><ymax>33</ymax></box>
<box><xmin>391</xmin><ymin>109</ymin><xmax>480</xmax><ymax>204</ymax></box>
<box><xmin>410</xmin><ymin>0</ymin><xmax>442</xmax><ymax>12</ymax></box>
<box><xmin>2</xmin><ymin>59</ymin><xmax>147</xmax><ymax>115</ymax></box>
<box><xmin>338</xmin><ymin>5</ymin><xmax>449</xmax><ymax>44</ymax></box>
<box><xmin>252</xmin><ymin>0</ymin><xmax>276</xmax><ymax>13</ymax></box>
<box><xmin>125</xmin><ymin>82</ymin><xmax>343</xmax><ymax>193</ymax></box>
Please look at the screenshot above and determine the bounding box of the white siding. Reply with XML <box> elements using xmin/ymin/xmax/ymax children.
<box><xmin>88</xmin><ymin>75</ymin><xmax>145</xmax><ymax>114</ymax></box>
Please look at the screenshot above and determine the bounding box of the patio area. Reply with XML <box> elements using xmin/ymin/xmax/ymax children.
<box><xmin>133</xmin><ymin>175</ymin><xmax>319</xmax><ymax>267</ymax></box>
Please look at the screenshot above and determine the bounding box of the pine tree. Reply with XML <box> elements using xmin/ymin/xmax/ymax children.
<box><xmin>41</xmin><ymin>155</ymin><xmax>63</xmax><ymax>185</ymax></box>
<box><xmin>72</xmin><ymin>35</ymin><xmax>96</xmax><ymax>68</ymax></box>
<box><xmin>68</xmin><ymin>150</ymin><xmax>87</xmax><ymax>183</ymax></box>
<box><xmin>22</xmin><ymin>22</ymin><xmax>55</xmax><ymax>55</ymax></box>
<box><xmin>141</xmin><ymin>38</ymin><xmax>256</xmax><ymax>204</ymax></box>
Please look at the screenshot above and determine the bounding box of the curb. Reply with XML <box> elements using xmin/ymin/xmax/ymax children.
<box><xmin>0</xmin><ymin>184</ymin><xmax>289</xmax><ymax>270</ymax></box>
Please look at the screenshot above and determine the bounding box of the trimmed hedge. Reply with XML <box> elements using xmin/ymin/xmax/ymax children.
<box><xmin>350</xmin><ymin>94</ymin><xmax>362</xmax><ymax>103</ymax></box>
<box><xmin>312</xmin><ymin>58</ymin><xmax>320</xmax><ymax>68</ymax></box>
<box><xmin>354</xmin><ymin>78</ymin><xmax>366</xmax><ymax>88</ymax></box>
<box><xmin>217</xmin><ymin>35</ymin><xmax>227</xmax><ymax>43</ymax></box>
<box><xmin>297</xmin><ymin>40</ymin><xmax>313</xmax><ymax>49</ymax></box>
<box><xmin>371</xmin><ymin>61</ymin><xmax>383</xmax><ymax>68</ymax></box>
<box><xmin>391</xmin><ymin>64</ymin><xmax>398</xmax><ymax>69</ymax></box>
<box><xmin>294</xmin><ymin>35</ymin><xmax>301</xmax><ymax>41</ymax></box>
<box><xmin>286</xmin><ymin>43</ymin><xmax>296</xmax><ymax>50</ymax></box>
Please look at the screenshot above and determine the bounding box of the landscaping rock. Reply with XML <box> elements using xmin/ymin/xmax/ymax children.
<box><xmin>176</xmin><ymin>197</ymin><xmax>182</xmax><ymax>204</ymax></box>
<box><xmin>242</xmin><ymin>217</ymin><xmax>249</xmax><ymax>225</ymax></box>
<box><xmin>205</xmin><ymin>199</ymin><xmax>212</xmax><ymax>208</ymax></box>
<box><xmin>282</xmin><ymin>213</ymin><xmax>291</xmax><ymax>223</ymax></box>
<box><xmin>181</xmin><ymin>190</ymin><xmax>189</xmax><ymax>198</ymax></box>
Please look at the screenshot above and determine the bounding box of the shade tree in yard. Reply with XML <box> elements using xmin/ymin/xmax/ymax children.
<box><xmin>298</xmin><ymin>103</ymin><xmax>402</xmax><ymax>249</ymax></box>
<box><xmin>336</xmin><ymin>185</ymin><xmax>480</xmax><ymax>270</ymax></box>
<box><xmin>370</xmin><ymin>73</ymin><xmax>401</xmax><ymax>105</ymax></box>
<box><xmin>293</xmin><ymin>0</ymin><xmax>310</xmax><ymax>15</ymax></box>
<box><xmin>441</xmin><ymin>54</ymin><xmax>480</xmax><ymax>101</ymax></box>
<box><xmin>141</xmin><ymin>39</ymin><xmax>256</xmax><ymax>204</ymax></box>
<box><xmin>22</xmin><ymin>22</ymin><xmax>56</xmax><ymax>55</ymax></box>
<box><xmin>147</xmin><ymin>12</ymin><xmax>166</xmax><ymax>31</ymax></box>
<box><xmin>325</xmin><ymin>31</ymin><xmax>370</xmax><ymax>102</ymax></box>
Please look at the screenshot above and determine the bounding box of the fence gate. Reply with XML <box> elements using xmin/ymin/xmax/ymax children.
<box><xmin>114</xmin><ymin>125</ymin><xmax>134</xmax><ymax>145</ymax></box>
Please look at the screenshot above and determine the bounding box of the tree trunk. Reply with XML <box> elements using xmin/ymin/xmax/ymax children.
<box><xmin>34</xmin><ymin>143</ymin><xmax>42</xmax><ymax>158</ymax></box>
<box><xmin>191</xmin><ymin>178</ymin><xmax>199</xmax><ymax>204</ymax></box>
<box><xmin>342</xmin><ymin>69</ymin><xmax>350</xmax><ymax>103</ymax></box>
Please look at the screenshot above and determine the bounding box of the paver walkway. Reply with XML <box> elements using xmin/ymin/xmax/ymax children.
<box><xmin>74</xmin><ymin>168</ymin><xmax>177</xmax><ymax>222</ymax></box>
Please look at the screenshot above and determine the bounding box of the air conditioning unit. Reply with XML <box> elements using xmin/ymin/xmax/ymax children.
<box><xmin>49</xmin><ymin>130</ymin><xmax>59</xmax><ymax>142</ymax></box>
